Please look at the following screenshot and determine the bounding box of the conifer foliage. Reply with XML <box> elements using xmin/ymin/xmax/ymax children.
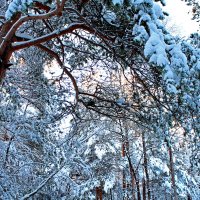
<box><xmin>0</xmin><ymin>0</ymin><xmax>199</xmax><ymax>199</ymax></box>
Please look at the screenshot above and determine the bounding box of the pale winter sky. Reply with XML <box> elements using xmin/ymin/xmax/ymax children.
<box><xmin>165</xmin><ymin>0</ymin><xmax>199</xmax><ymax>36</ymax></box>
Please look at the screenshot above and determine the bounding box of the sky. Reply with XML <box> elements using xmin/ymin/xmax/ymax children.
<box><xmin>111</xmin><ymin>0</ymin><xmax>199</xmax><ymax>36</ymax></box>
<box><xmin>165</xmin><ymin>0</ymin><xmax>199</xmax><ymax>36</ymax></box>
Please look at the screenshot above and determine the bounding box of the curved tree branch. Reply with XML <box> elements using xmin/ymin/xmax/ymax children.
<box><xmin>12</xmin><ymin>23</ymin><xmax>96</xmax><ymax>50</ymax></box>
<box><xmin>36</xmin><ymin>44</ymin><xmax>80</xmax><ymax>102</ymax></box>
<box><xmin>0</xmin><ymin>0</ymin><xmax>67</xmax><ymax>53</ymax></box>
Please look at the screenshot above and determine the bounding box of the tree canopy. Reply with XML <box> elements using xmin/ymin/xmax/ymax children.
<box><xmin>0</xmin><ymin>0</ymin><xmax>199</xmax><ymax>199</ymax></box>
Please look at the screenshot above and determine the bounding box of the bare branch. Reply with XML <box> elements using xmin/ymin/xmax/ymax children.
<box><xmin>13</xmin><ymin>34</ymin><xmax>80</xmax><ymax>102</ymax></box>
<box><xmin>36</xmin><ymin>44</ymin><xmax>80</xmax><ymax>102</ymax></box>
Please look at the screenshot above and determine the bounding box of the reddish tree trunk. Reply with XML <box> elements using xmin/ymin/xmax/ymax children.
<box><xmin>96</xmin><ymin>187</ymin><xmax>102</xmax><ymax>200</ymax></box>
<box><xmin>126</xmin><ymin>151</ymin><xmax>141</xmax><ymax>200</ymax></box>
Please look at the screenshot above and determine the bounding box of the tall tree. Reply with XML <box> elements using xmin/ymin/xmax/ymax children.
<box><xmin>0</xmin><ymin>0</ymin><xmax>199</xmax><ymax>199</ymax></box>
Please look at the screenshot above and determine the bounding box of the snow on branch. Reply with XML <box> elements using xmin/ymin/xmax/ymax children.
<box><xmin>20</xmin><ymin>164</ymin><xmax>64</xmax><ymax>200</ymax></box>
<box><xmin>0</xmin><ymin>0</ymin><xmax>65</xmax><ymax>54</ymax></box>
<box><xmin>5</xmin><ymin>0</ymin><xmax>52</xmax><ymax>20</ymax></box>
<box><xmin>12</xmin><ymin>23</ymin><xmax>112</xmax><ymax>50</ymax></box>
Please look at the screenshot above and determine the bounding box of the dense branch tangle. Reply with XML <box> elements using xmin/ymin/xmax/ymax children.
<box><xmin>0</xmin><ymin>0</ymin><xmax>172</xmax><ymax>135</ymax></box>
<box><xmin>0</xmin><ymin>1</ymin><xmax>199</xmax><ymax>199</ymax></box>
<box><xmin>0</xmin><ymin>0</ymin><xmax>119</xmax><ymax>80</ymax></box>
<box><xmin>0</xmin><ymin>0</ymin><xmax>166</xmax><ymax>123</ymax></box>
<box><xmin>0</xmin><ymin>0</ymin><xmax>146</xmax><ymax>109</ymax></box>
<box><xmin>0</xmin><ymin>0</ymin><xmax>142</xmax><ymax>108</ymax></box>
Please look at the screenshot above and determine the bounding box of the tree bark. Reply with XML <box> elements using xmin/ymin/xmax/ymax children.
<box><xmin>142</xmin><ymin>178</ymin><xmax>146</xmax><ymax>200</ymax></box>
<box><xmin>126</xmin><ymin>152</ymin><xmax>141</xmax><ymax>200</ymax></box>
<box><xmin>165</xmin><ymin>139</ymin><xmax>178</xmax><ymax>200</ymax></box>
<box><xmin>96</xmin><ymin>186</ymin><xmax>103</xmax><ymax>200</ymax></box>
<box><xmin>142</xmin><ymin>132</ymin><xmax>151</xmax><ymax>200</ymax></box>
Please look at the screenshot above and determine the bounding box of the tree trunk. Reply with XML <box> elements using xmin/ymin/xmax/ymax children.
<box><xmin>129</xmin><ymin>162</ymin><xmax>136</xmax><ymax>200</ymax></box>
<box><xmin>110</xmin><ymin>189</ymin><xmax>113</xmax><ymax>200</ymax></box>
<box><xmin>0</xmin><ymin>52</ymin><xmax>12</xmax><ymax>81</ymax></box>
<box><xmin>142</xmin><ymin>178</ymin><xmax>146</xmax><ymax>200</ymax></box>
<box><xmin>96</xmin><ymin>186</ymin><xmax>102</xmax><ymax>200</ymax></box>
<box><xmin>126</xmin><ymin>153</ymin><xmax>141</xmax><ymax>200</ymax></box>
<box><xmin>122</xmin><ymin>142</ymin><xmax>126</xmax><ymax>190</ymax></box>
<box><xmin>122</xmin><ymin>140</ymin><xmax>136</xmax><ymax>200</ymax></box>
<box><xmin>142</xmin><ymin>132</ymin><xmax>151</xmax><ymax>200</ymax></box>
<box><xmin>0</xmin><ymin>15</ymin><xmax>22</xmax><ymax>81</ymax></box>
<box><xmin>166</xmin><ymin>139</ymin><xmax>178</xmax><ymax>200</ymax></box>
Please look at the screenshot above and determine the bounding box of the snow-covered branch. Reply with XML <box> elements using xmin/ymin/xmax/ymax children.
<box><xmin>1</xmin><ymin>13</ymin><xmax>53</xmax><ymax>51</ymax></box>
<box><xmin>12</xmin><ymin>23</ymin><xmax>93</xmax><ymax>50</ymax></box>
<box><xmin>20</xmin><ymin>165</ymin><xmax>64</xmax><ymax>200</ymax></box>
